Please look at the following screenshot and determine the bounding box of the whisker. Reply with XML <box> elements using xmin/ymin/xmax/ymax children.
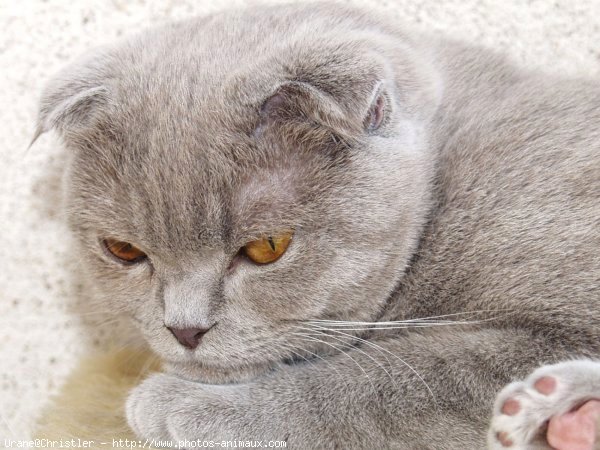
<box><xmin>275</xmin><ymin>340</ymin><xmax>346</xmax><ymax>387</ymax></box>
<box><xmin>278</xmin><ymin>340</ymin><xmax>352</xmax><ymax>391</ymax></box>
<box><xmin>304</xmin><ymin>311</ymin><xmax>516</xmax><ymax>332</ymax></box>
<box><xmin>291</xmin><ymin>332</ymin><xmax>377</xmax><ymax>394</ymax></box>
<box><xmin>303</xmin><ymin>324</ymin><xmax>438</xmax><ymax>409</ymax></box>
<box><xmin>307</xmin><ymin>309</ymin><xmax>515</xmax><ymax>327</ymax></box>
<box><xmin>294</xmin><ymin>326</ymin><xmax>398</xmax><ymax>391</ymax></box>
<box><xmin>276</xmin><ymin>342</ymin><xmax>314</xmax><ymax>365</ymax></box>
<box><xmin>301</xmin><ymin>320</ymin><xmax>502</xmax><ymax>332</ymax></box>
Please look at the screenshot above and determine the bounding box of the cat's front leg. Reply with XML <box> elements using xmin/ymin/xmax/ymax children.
<box><xmin>126</xmin><ymin>373</ymin><xmax>268</xmax><ymax>447</ymax></box>
<box><xmin>125</xmin><ymin>362</ymin><xmax>387</xmax><ymax>449</ymax></box>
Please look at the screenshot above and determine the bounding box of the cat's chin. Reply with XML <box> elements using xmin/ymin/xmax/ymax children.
<box><xmin>163</xmin><ymin>358</ymin><xmax>275</xmax><ymax>384</ymax></box>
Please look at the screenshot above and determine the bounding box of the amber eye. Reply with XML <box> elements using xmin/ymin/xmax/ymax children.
<box><xmin>102</xmin><ymin>238</ymin><xmax>147</xmax><ymax>264</ymax></box>
<box><xmin>243</xmin><ymin>231</ymin><xmax>293</xmax><ymax>265</ymax></box>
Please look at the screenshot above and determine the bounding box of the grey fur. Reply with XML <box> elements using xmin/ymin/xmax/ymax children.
<box><xmin>37</xmin><ymin>3</ymin><xmax>599</xmax><ymax>448</ymax></box>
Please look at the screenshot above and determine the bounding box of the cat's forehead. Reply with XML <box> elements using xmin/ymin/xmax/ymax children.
<box><xmin>81</xmin><ymin>82</ymin><xmax>346</xmax><ymax>246</ymax></box>
<box><xmin>73</xmin><ymin>112</ymin><xmax>334</xmax><ymax>253</ymax></box>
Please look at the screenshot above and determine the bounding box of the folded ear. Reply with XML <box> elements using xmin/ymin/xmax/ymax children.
<box><xmin>256</xmin><ymin>57</ymin><xmax>390</xmax><ymax>146</ymax></box>
<box><xmin>258</xmin><ymin>79</ymin><xmax>386</xmax><ymax>135</ymax></box>
<box><xmin>31</xmin><ymin>52</ymin><xmax>113</xmax><ymax>147</ymax></box>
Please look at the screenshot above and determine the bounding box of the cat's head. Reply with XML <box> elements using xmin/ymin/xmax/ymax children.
<box><xmin>37</xmin><ymin>4</ymin><xmax>441</xmax><ymax>382</ymax></box>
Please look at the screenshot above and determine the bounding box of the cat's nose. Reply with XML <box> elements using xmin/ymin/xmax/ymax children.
<box><xmin>168</xmin><ymin>326</ymin><xmax>211</xmax><ymax>349</ymax></box>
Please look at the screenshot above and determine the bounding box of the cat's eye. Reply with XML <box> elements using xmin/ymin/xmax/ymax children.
<box><xmin>102</xmin><ymin>238</ymin><xmax>147</xmax><ymax>264</ymax></box>
<box><xmin>243</xmin><ymin>231</ymin><xmax>293</xmax><ymax>265</ymax></box>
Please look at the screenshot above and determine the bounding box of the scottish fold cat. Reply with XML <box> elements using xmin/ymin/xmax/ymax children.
<box><xmin>35</xmin><ymin>3</ymin><xmax>599</xmax><ymax>448</ymax></box>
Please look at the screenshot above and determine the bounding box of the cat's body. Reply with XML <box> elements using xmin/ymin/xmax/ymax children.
<box><xmin>37</xmin><ymin>3</ymin><xmax>599</xmax><ymax>448</ymax></box>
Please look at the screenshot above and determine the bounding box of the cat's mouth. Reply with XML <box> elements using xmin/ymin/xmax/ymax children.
<box><xmin>148</xmin><ymin>322</ymin><xmax>281</xmax><ymax>383</ymax></box>
<box><xmin>163</xmin><ymin>355</ymin><xmax>274</xmax><ymax>384</ymax></box>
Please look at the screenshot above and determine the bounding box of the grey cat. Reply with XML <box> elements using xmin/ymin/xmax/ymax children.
<box><xmin>35</xmin><ymin>3</ymin><xmax>600</xmax><ymax>449</ymax></box>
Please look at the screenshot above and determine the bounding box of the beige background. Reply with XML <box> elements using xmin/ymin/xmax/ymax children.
<box><xmin>1</xmin><ymin>0</ymin><xmax>599</xmax><ymax>440</ymax></box>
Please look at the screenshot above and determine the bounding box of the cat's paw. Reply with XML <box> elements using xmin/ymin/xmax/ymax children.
<box><xmin>126</xmin><ymin>373</ymin><xmax>245</xmax><ymax>445</ymax></box>
<box><xmin>126</xmin><ymin>373</ymin><xmax>182</xmax><ymax>442</ymax></box>
<box><xmin>488</xmin><ymin>360</ymin><xmax>600</xmax><ymax>450</ymax></box>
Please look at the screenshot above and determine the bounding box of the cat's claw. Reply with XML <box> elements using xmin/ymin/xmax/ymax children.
<box><xmin>488</xmin><ymin>360</ymin><xmax>600</xmax><ymax>450</ymax></box>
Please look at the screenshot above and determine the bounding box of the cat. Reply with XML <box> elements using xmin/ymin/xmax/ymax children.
<box><xmin>34</xmin><ymin>2</ymin><xmax>599</xmax><ymax>449</ymax></box>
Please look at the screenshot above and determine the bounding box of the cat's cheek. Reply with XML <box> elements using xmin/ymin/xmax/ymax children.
<box><xmin>116</xmin><ymin>277</ymin><xmax>175</xmax><ymax>355</ymax></box>
<box><xmin>83</xmin><ymin>252</ymin><xmax>154</xmax><ymax>305</ymax></box>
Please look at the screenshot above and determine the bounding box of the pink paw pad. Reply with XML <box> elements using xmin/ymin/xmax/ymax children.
<box><xmin>495</xmin><ymin>431</ymin><xmax>514</xmax><ymax>447</ymax></box>
<box><xmin>501</xmin><ymin>398</ymin><xmax>521</xmax><ymax>416</ymax></box>
<box><xmin>534</xmin><ymin>376</ymin><xmax>557</xmax><ymax>395</ymax></box>
<box><xmin>547</xmin><ymin>399</ymin><xmax>600</xmax><ymax>450</ymax></box>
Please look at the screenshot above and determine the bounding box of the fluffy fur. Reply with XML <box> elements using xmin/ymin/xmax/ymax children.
<box><xmin>35</xmin><ymin>2</ymin><xmax>599</xmax><ymax>448</ymax></box>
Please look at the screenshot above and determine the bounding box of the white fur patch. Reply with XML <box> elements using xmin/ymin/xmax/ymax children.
<box><xmin>488</xmin><ymin>359</ymin><xmax>600</xmax><ymax>449</ymax></box>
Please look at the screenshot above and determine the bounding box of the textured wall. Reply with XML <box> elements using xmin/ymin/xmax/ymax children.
<box><xmin>1</xmin><ymin>0</ymin><xmax>599</xmax><ymax>439</ymax></box>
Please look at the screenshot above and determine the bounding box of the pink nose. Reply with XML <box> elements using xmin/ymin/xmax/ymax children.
<box><xmin>168</xmin><ymin>327</ymin><xmax>210</xmax><ymax>349</ymax></box>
